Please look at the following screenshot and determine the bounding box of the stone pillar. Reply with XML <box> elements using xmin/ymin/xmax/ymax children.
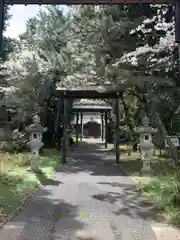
<box><xmin>141</xmin><ymin>149</ymin><xmax>153</xmax><ymax>172</ymax></box>
<box><xmin>30</xmin><ymin>149</ymin><xmax>41</xmax><ymax>172</ymax></box>
<box><xmin>27</xmin><ymin>115</ymin><xmax>44</xmax><ymax>172</ymax></box>
<box><xmin>136</xmin><ymin>115</ymin><xmax>157</xmax><ymax>172</ymax></box>
<box><xmin>76</xmin><ymin>111</ymin><xmax>79</xmax><ymax>146</ymax></box>
<box><xmin>62</xmin><ymin>96</ymin><xmax>68</xmax><ymax>164</ymax></box>
<box><xmin>140</xmin><ymin>132</ymin><xmax>154</xmax><ymax>172</ymax></box>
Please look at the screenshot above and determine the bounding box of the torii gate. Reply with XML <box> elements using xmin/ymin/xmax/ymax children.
<box><xmin>0</xmin><ymin>0</ymin><xmax>179</xmax><ymax>164</ymax></box>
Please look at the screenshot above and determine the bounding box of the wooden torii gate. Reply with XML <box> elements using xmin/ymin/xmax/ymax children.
<box><xmin>72</xmin><ymin>102</ymin><xmax>112</xmax><ymax>145</ymax></box>
<box><xmin>0</xmin><ymin>0</ymin><xmax>180</xmax><ymax>164</ymax></box>
<box><xmin>56</xmin><ymin>87</ymin><xmax>122</xmax><ymax>164</ymax></box>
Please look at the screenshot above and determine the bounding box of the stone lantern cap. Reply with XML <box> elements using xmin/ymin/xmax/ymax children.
<box><xmin>135</xmin><ymin>115</ymin><xmax>157</xmax><ymax>134</ymax></box>
<box><xmin>26</xmin><ymin>115</ymin><xmax>44</xmax><ymax>133</ymax></box>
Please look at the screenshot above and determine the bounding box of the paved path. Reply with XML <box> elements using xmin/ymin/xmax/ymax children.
<box><xmin>0</xmin><ymin>141</ymin><xmax>157</xmax><ymax>240</ymax></box>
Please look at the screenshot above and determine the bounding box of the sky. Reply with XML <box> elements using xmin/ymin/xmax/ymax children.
<box><xmin>5</xmin><ymin>5</ymin><xmax>69</xmax><ymax>39</ymax></box>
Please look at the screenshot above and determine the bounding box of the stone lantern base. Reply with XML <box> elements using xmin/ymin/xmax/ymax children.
<box><xmin>27</xmin><ymin>139</ymin><xmax>44</xmax><ymax>172</ymax></box>
<box><xmin>141</xmin><ymin>157</ymin><xmax>151</xmax><ymax>172</ymax></box>
<box><xmin>140</xmin><ymin>145</ymin><xmax>154</xmax><ymax>172</ymax></box>
<box><xmin>30</xmin><ymin>155</ymin><xmax>40</xmax><ymax>172</ymax></box>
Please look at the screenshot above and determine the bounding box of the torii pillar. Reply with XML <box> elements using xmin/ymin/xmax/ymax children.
<box><xmin>101</xmin><ymin>112</ymin><xmax>104</xmax><ymax>141</ymax></box>
<box><xmin>80</xmin><ymin>112</ymin><xmax>83</xmax><ymax>141</ymax></box>
<box><xmin>76</xmin><ymin>111</ymin><xmax>79</xmax><ymax>146</ymax></box>
<box><xmin>115</xmin><ymin>94</ymin><xmax>120</xmax><ymax>164</ymax></box>
<box><xmin>62</xmin><ymin>93</ymin><xmax>68</xmax><ymax>164</ymax></box>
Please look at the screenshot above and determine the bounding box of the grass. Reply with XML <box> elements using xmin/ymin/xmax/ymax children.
<box><xmin>72</xmin><ymin>137</ymin><xmax>81</xmax><ymax>143</ymax></box>
<box><xmin>0</xmin><ymin>149</ymin><xmax>60</xmax><ymax>224</ymax></box>
<box><xmin>108</xmin><ymin>144</ymin><xmax>132</xmax><ymax>152</ymax></box>
<box><xmin>136</xmin><ymin>156</ymin><xmax>180</xmax><ymax>227</ymax></box>
<box><xmin>109</xmin><ymin>145</ymin><xmax>180</xmax><ymax>227</ymax></box>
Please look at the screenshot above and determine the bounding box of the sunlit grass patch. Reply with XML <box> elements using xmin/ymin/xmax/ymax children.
<box><xmin>108</xmin><ymin>144</ymin><xmax>132</xmax><ymax>152</ymax></box>
<box><xmin>72</xmin><ymin>137</ymin><xmax>81</xmax><ymax>143</ymax></box>
<box><xmin>137</xmin><ymin>164</ymin><xmax>180</xmax><ymax>227</ymax></box>
<box><xmin>0</xmin><ymin>149</ymin><xmax>60</xmax><ymax>224</ymax></box>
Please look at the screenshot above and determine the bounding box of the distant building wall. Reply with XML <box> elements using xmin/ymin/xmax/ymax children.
<box><xmin>72</xmin><ymin>112</ymin><xmax>101</xmax><ymax>125</ymax></box>
<box><xmin>71</xmin><ymin>112</ymin><xmax>102</xmax><ymax>138</ymax></box>
<box><xmin>83</xmin><ymin>121</ymin><xmax>101</xmax><ymax>138</ymax></box>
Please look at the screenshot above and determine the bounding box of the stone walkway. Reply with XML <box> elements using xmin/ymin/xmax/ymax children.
<box><xmin>152</xmin><ymin>223</ymin><xmax>180</xmax><ymax>240</ymax></box>
<box><xmin>0</xmin><ymin>141</ymin><xmax>158</xmax><ymax>240</ymax></box>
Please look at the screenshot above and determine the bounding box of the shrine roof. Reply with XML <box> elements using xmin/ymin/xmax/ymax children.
<box><xmin>73</xmin><ymin>105</ymin><xmax>112</xmax><ymax>112</ymax></box>
<box><xmin>73</xmin><ymin>99</ymin><xmax>111</xmax><ymax>111</ymax></box>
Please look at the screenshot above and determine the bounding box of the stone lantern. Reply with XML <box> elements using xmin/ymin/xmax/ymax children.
<box><xmin>27</xmin><ymin>115</ymin><xmax>45</xmax><ymax>171</ymax></box>
<box><xmin>136</xmin><ymin>115</ymin><xmax>157</xmax><ymax>172</ymax></box>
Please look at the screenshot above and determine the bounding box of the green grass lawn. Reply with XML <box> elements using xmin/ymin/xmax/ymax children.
<box><xmin>108</xmin><ymin>144</ymin><xmax>132</xmax><ymax>151</ymax></box>
<box><xmin>136</xmin><ymin>157</ymin><xmax>180</xmax><ymax>227</ymax></box>
<box><xmin>72</xmin><ymin>137</ymin><xmax>81</xmax><ymax>143</ymax></box>
<box><xmin>108</xmin><ymin>144</ymin><xmax>180</xmax><ymax>227</ymax></box>
<box><xmin>0</xmin><ymin>149</ymin><xmax>60</xmax><ymax>224</ymax></box>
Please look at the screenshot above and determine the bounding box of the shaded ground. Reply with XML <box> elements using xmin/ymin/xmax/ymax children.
<box><xmin>0</xmin><ymin>141</ymin><xmax>157</xmax><ymax>240</ymax></box>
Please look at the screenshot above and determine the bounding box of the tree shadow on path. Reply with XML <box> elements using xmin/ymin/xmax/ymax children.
<box><xmin>57</xmin><ymin>141</ymin><xmax>129</xmax><ymax>176</ymax></box>
<box><xmin>93</xmin><ymin>181</ymin><xmax>166</xmax><ymax>224</ymax></box>
<box><xmin>34</xmin><ymin>169</ymin><xmax>63</xmax><ymax>186</ymax></box>
<box><xmin>0</xmin><ymin>188</ymin><xmax>85</xmax><ymax>240</ymax></box>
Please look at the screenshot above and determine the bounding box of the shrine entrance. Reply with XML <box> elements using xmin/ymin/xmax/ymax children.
<box><xmin>83</xmin><ymin>121</ymin><xmax>101</xmax><ymax>138</ymax></box>
<box><xmin>72</xmin><ymin>100</ymin><xmax>112</xmax><ymax>143</ymax></box>
<box><xmin>56</xmin><ymin>87</ymin><xmax>122</xmax><ymax>165</ymax></box>
<box><xmin>1</xmin><ymin>0</ymin><xmax>180</xmax><ymax>166</ymax></box>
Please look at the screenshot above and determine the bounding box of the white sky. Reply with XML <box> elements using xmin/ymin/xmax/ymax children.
<box><xmin>5</xmin><ymin>5</ymin><xmax>69</xmax><ymax>39</ymax></box>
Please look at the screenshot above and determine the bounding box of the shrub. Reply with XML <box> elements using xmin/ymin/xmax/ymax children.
<box><xmin>1</xmin><ymin>129</ymin><xmax>28</xmax><ymax>153</ymax></box>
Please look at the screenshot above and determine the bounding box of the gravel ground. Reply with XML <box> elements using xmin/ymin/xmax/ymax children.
<box><xmin>0</xmin><ymin>141</ymin><xmax>156</xmax><ymax>240</ymax></box>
